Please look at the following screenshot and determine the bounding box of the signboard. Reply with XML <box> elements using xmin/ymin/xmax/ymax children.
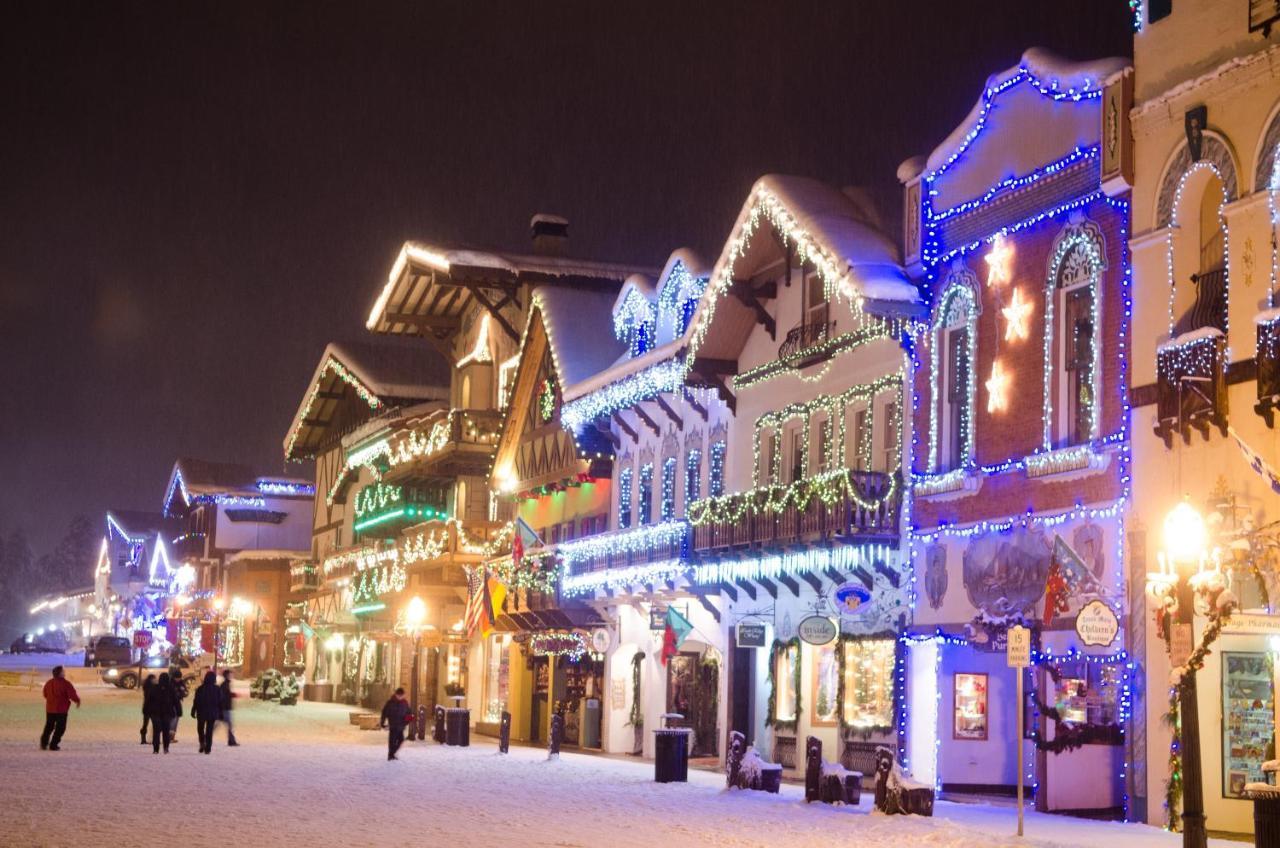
<box><xmin>590</xmin><ymin>628</ymin><xmax>612</xmax><ymax>654</ymax></box>
<box><xmin>735</xmin><ymin>622</ymin><xmax>767</xmax><ymax>649</ymax></box>
<box><xmin>1169</xmin><ymin>623</ymin><xmax>1194</xmax><ymax>669</ymax></box>
<box><xmin>132</xmin><ymin>630</ymin><xmax>153</xmax><ymax>650</ymax></box>
<box><xmin>1223</xmin><ymin>613</ymin><xmax>1280</xmax><ymax>636</ymax></box>
<box><xmin>1006</xmin><ymin>625</ymin><xmax>1031</xmax><ymax>668</ymax></box>
<box><xmin>649</xmin><ymin>606</ymin><xmax>667</xmax><ymax>631</ymax></box>
<box><xmin>1074</xmin><ymin>600</ymin><xmax>1119</xmax><ymax>647</ymax></box>
<box><xmin>831</xmin><ymin>581</ymin><xmax>873</xmax><ymax>617</ymax></box>
<box><xmin>798</xmin><ymin>615</ymin><xmax>837</xmax><ymax>646</ymax></box>
<box><xmin>610</xmin><ymin>678</ymin><xmax>626</xmax><ymax>710</ymax></box>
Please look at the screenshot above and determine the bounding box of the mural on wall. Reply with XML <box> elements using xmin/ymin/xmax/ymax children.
<box><xmin>925</xmin><ymin>543</ymin><xmax>948</xmax><ymax>610</ymax></box>
<box><xmin>962</xmin><ymin>527</ymin><xmax>1052</xmax><ymax>618</ymax></box>
<box><xmin>1071</xmin><ymin>522</ymin><xmax>1106</xmax><ymax>579</ymax></box>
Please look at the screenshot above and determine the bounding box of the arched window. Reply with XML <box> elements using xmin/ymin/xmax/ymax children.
<box><xmin>684</xmin><ymin>448</ymin><xmax>702</xmax><ymax>507</ymax></box>
<box><xmin>1043</xmin><ymin>219</ymin><xmax>1106</xmax><ymax>449</ymax></box>
<box><xmin>618</xmin><ymin>467</ymin><xmax>633</xmax><ymax>530</ymax></box>
<box><xmin>638</xmin><ymin>464</ymin><xmax>654</xmax><ymax>525</ymax></box>
<box><xmin>660</xmin><ymin>458</ymin><xmax>677</xmax><ymax>522</ymax></box>
<box><xmin>708</xmin><ymin>441</ymin><xmax>726</xmax><ymax>497</ymax></box>
<box><xmin>929</xmin><ymin>270</ymin><xmax>978</xmax><ymax>472</ymax></box>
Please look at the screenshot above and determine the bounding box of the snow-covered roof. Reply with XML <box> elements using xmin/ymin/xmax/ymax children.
<box><xmin>533</xmin><ymin>285</ymin><xmax>628</xmax><ymax>391</ymax></box>
<box><xmin>611</xmin><ymin>274</ymin><xmax>656</xmax><ymax>317</ymax></box>
<box><xmin>925</xmin><ymin>49</ymin><xmax>1129</xmax><ymax>176</ymax></box>
<box><xmin>282</xmin><ymin>339</ymin><xmax>450</xmax><ymax>461</ymax></box>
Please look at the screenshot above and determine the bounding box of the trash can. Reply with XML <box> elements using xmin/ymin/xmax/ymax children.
<box><xmin>1245</xmin><ymin>789</ymin><xmax>1280</xmax><ymax>847</ymax></box>
<box><xmin>654</xmin><ymin>728</ymin><xmax>691</xmax><ymax>783</ymax></box>
<box><xmin>445</xmin><ymin>708</ymin><xmax>470</xmax><ymax>747</ymax></box>
<box><xmin>582</xmin><ymin>698</ymin><xmax>601</xmax><ymax>749</ymax></box>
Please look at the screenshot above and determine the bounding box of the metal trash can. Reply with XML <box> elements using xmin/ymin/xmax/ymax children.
<box><xmin>582</xmin><ymin>698</ymin><xmax>601</xmax><ymax>749</ymax></box>
<box><xmin>1246</xmin><ymin>790</ymin><xmax>1280</xmax><ymax>847</ymax></box>
<box><xmin>445</xmin><ymin>708</ymin><xmax>470</xmax><ymax>747</ymax></box>
<box><xmin>654</xmin><ymin>728</ymin><xmax>691</xmax><ymax>783</ymax></box>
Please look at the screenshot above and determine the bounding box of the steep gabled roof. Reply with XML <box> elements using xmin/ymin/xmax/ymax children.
<box><xmin>283</xmin><ymin>339</ymin><xmax>449</xmax><ymax>461</ymax></box>
<box><xmin>106</xmin><ymin>509</ymin><xmax>179</xmax><ymax>542</ymax></box>
<box><xmin>533</xmin><ymin>284</ymin><xmax>627</xmax><ymax>391</ymax></box>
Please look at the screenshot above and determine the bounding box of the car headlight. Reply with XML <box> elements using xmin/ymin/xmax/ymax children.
<box><xmin>106</xmin><ymin>668</ymin><xmax>118</xmax><ymax>678</ymax></box>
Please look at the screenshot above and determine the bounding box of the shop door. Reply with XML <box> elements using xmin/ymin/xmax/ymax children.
<box><xmin>530</xmin><ymin>657</ymin><xmax>549</xmax><ymax>743</ymax></box>
<box><xmin>667</xmin><ymin>652</ymin><xmax>718</xmax><ymax>758</ymax></box>
<box><xmin>730</xmin><ymin>646</ymin><xmax>755</xmax><ymax>745</ymax></box>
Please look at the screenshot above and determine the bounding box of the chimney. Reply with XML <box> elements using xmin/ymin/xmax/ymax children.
<box><xmin>530</xmin><ymin>213</ymin><xmax>569</xmax><ymax>257</ymax></box>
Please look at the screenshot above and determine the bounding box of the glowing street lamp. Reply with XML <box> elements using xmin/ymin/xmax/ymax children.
<box><xmin>404</xmin><ymin>596</ymin><xmax>428</xmax><ymax>737</ymax></box>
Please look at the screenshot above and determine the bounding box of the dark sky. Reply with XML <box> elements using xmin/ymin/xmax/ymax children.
<box><xmin>0</xmin><ymin>1</ymin><xmax>1133</xmax><ymax>556</ymax></box>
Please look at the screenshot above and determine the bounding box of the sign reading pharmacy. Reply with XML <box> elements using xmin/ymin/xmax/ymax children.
<box><xmin>1074</xmin><ymin>600</ymin><xmax>1119</xmax><ymax>647</ymax></box>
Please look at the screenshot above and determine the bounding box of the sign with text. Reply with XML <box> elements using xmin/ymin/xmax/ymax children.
<box><xmin>649</xmin><ymin>606</ymin><xmax>667</xmax><ymax>631</ymax></box>
<box><xmin>1169</xmin><ymin>623</ymin><xmax>1194</xmax><ymax>669</ymax></box>
<box><xmin>1075</xmin><ymin>600</ymin><xmax>1119</xmax><ymax>647</ymax></box>
<box><xmin>1223</xmin><ymin>613</ymin><xmax>1280</xmax><ymax>636</ymax></box>
<box><xmin>1006</xmin><ymin>625</ymin><xmax>1031</xmax><ymax>668</ymax></box>
<box><xmin>798</xmin><ymin>615</ymin><xmax>838</xmax><ymax>646</ymax></box>
<box><xmin>132</xmin><ymin>631</ymin><xmax>153</xmax><ymax>650</ymax></box>
<box><xmin>735</xmin><ymin>622</ymin><xmax>767</xmax><ymax>649</ymax></box>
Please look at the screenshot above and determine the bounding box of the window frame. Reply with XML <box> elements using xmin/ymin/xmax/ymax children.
<box><xmin>930</xmin><ymin>275</ymin><xmax>978</xmax><ymax>473</ymax></box>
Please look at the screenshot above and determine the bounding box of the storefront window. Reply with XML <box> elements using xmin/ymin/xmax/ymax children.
<box><xmin>812</xmin><ymin>643</ymin><xmax>838</xmax><ymax>725</ymax></box>
<box><xmin>954</xmin><ymin>672</ymin><xmax>988</xmax><ymax>740</ymax></box>
<box><xmin>775</xmin><ymin>644</ymin><xmax>799</xmax><ymax>723</ymax></box>
<box><xmin>841</xmin><ymin>638</ymin><xmax>895</xmax><ymax>729</ymax></box>
<box><xmin>1223</xmin><ymin>652</ymin><xmax>1276</xmax><ymax>797</ymax></box>
<box><xmin>482</xmin><ymin>634</ymin><xmax>510</xmax><ymax>723</ymax></box>
<box><xmin>1050</xmin><ymin>662</ymin><xmax>1121</xmax><ymax>726</ymax></box>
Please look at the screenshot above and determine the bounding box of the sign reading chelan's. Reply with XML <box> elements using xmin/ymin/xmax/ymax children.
<box><xmin>1074</xmin><ymin>600</ymin><xmax>1119</xmax><ymax>647</ymax></box>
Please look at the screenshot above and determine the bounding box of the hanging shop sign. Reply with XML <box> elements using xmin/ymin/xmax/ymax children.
<box><xmin>649</xmin><ymin>605</ymin><xmax>668</xmax><ymax>630</ymax></box>
<box><xmin>797</xmin><ymin>615</ymin><xmax>837</xmax><ymax>646</ymax></box>
<box><xmin>831</xmin><ymin>581</ymin><xmax>874</xmax><ymax>616</ymax></box>
<box><xmin>530</xmin><ymin>631</ymin><xmax>589</xmax><ymax>660</ymax></box>
<box><xmin>1074</xmin><ymin>600</ymin><xmax>1119</xmax><ymax>647</ymax></box>
<box><xmin>590</xmin><ymin>628</ymin><xmax>612</xmax><ymax>654</ymax></box>
<box><xmin>735</xmin><ymin>621</ymin><xmax>767</xmax><ymax>648</ymax></box>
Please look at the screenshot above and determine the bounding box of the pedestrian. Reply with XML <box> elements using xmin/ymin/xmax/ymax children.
<box><xmin>140</xmin><ymin>674</ymin><xmax>157</xmax><ymax>744</ymax></box>
<box><xmin>191</xmin><ymin>671</ymin><xmax>221</xmax><ymax>754</ymax></box>
<box><xmin>379</xmin><ymin>687</ymin><xmax>412</xmax><ymax>761</ymax></box>
<box><xmin>40</xmin><ymin>665</ymin><xmax>81</xmax><ymax>751</ymax></box>
<box><xmin>145</xmin><ymin>673</ymin><xmax>178</xmax><ymax>753</ymax></box>
<box><xmin>170</xmin><ymin>666</ymin><xmax>189</xmax><ymax>743</ymax></box>
<box><xmin>218</xmin><ymin>668</ymin><xmax>238</xmax><ymax>746</ymax></box>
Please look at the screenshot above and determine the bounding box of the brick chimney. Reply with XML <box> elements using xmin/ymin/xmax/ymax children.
<box><xmin>530</xmin><ymin>213</ymin><xmax>569</xmax><ymax>257</ymax></box>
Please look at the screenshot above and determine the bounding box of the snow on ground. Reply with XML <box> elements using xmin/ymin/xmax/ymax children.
<box><xmin>0</xmin><ymin>681</ymin><xmax>1239</xmax><ymax>848</ymax></box>
<box><xmin>0</xmin><ymin>651</ymin><xmax>84</xmax><ymax>670</ymax></box>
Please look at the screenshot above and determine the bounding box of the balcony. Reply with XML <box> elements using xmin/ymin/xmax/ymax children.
<box><xmin>289</xmin><ymin>562</ymin><xmax>321</xmax><ymax>594</ymax></box>
<box><xmin>778</xmin><ymin>319</ymin><xmax>833</xmax><ymax>367</ymax></box>
<box><xmin>1256</xmin><ymin>310</ymin><xmax>1280</xmax><ymax>426</ymax></box>
<box><xmin>382</xmin><ymin>408</ymin><xmax>503</xmax><ymax>481</ymax></box>
<box><xmin>1153</xmin><ymin>328</ymin><xmax>1227</xmax><ymax>446</ymax></box>
<box><xmin>691</xmin><ymin>470</ymin><xmax>900</xmax><ymax>552</ymax></box>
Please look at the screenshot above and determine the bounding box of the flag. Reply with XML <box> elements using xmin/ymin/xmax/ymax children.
<box><xmin>481</xmin><ymin>574</ymin><xmax>508</xmax><ymax>638</ymax></box>
<box><xmin>1229</xmin><ymin>427</ymin><xmax>1280</xmax><ymax>496</ymax></box>
<box><xmin>661</xmin><ymin>606</ymin><xmax>694</xmax><ymax>665</ymax></box>
<box><xmin>464</xmin><ymin>569</ymin><xmax>487</xmax><ymax>636</ymax></box>
<box><xmin>1043</xmin><ymin>535</ymin><xmax>1093</xmax><ymax>623</ymax></box>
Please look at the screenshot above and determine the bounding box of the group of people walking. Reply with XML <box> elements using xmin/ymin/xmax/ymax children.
<box><xmin>142</xmin><ymin>668</ymin><xmax>238</xmax><ymax>753</ymax></box>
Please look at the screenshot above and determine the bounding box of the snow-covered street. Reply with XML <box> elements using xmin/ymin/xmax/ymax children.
<box><xmin>0</xmin><ymin>680</ymin><xmax>1238</xmax><ymax>848</ymax></box>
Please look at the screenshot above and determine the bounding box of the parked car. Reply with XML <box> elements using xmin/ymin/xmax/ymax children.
<box><xmin>8</xmin><ymin>630</ymin><xmax>69</xmax><ymax>653</ymax></box>
<box><xmin>102</xmin><ymin>656</ymin><xmax>197</xmax><ymax>690</ymax></box>
<box><xmin>84</xmin><ymin>635</ymin><xmax>132</xmax><ymax>667</ymax></box>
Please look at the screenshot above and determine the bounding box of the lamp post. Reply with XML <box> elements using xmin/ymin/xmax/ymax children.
<box><xmin>1149</xmin><ymin>500</ymin><xmax>1210</xmax><ymax>848</ymax></box>
<box><xmin>405</xmin><ymin>596</ymin><xmax>428</xmax><ymax>728</ymax></box>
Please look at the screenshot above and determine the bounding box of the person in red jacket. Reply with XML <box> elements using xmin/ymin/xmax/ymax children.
<box><xmin>40</xmin><ymin>665</ymin><xmax>81</xmax><ymax>751</ymax></box>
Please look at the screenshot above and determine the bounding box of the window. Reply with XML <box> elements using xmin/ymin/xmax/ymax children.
<box><xmin>638</xmin><ymin>464</ymin><xmax>653</xmax><ymax>526</ymax></box>
<box><xmin>880</xmin><ymin>400</ymin><xmax>899</xmax><ymax>472</ymax></box>
<box><xmin>944</xmin><ymin>325</ymin><xmax>970</xmax><ymax>469</ymax></box>
<box><xmin>1148</xmin><ymin>0</ymin><xmax>1171</xmax><ymax>24</ymax></box>
<box><xmin>481</xmin><ymin>634</ymin><xmax>511</xmax><ymax>723</ymax></box>
<box><xmin>953</xmin><ymin>672</ymin><xmax>988</xmax><ymax>740</ymax></box>
<box><xmin>685</xmin><ymin>449</ymin><xmax>702</xmax><ymax>506</ymax></box>
<box><xmin>842</xmin><ymin>639</ymin><xmax>896</xmax><ymax>729</ymax></box>
<box><xmin>1047</xmin><ymin>223</ymin><xmax>1105</xmax><ymax>449</ymax></box>
<box><xmin>931</xmin><ymin>276</ymin><xmax>977</xmax><ymax>473</ymax></box>
<box><xmin>805</xmin><ymin>272</ymin><xmax>829</xmax><ymax>330</ymax></box>
<box><xmin>812</xmin><ymin>643</ymin><xmax>839</xmax><ymax>726</ymax></box>
<box><xmin>787</xmin><ymin>427</ymin><xmax>805</xmax><ymax>483</ymax></box>
<box><xmin>758</xmin><ymin>430</ymin><xmax>776</xmax><ymax>485</ymax></box>
<box><xmin>775</xmin><ymin>643</ymin><xmax>799</xmax><ymax>723</ymax></box>
<box><xmin>618</xmin><ymin>467</ymin><xmax>633</xmax><ymax>529</ymax></box>
<box><xmin>1063</xmin><ymin>286</ymin><xmax>1095</xmax><ymax>446</ymax></box>
<box><xmin>660</xmin><ymin>458</ymin><xmax>677</xmax><ymax>522</ymax></box>
<box><xmin>814</xmin><ymin>414</ymin><xmax>833</xmax><ymax>473</ymax></box>
<box><xmin>709</xmin><ymin>441</ymin><xmax>726</xmax><ymax>496</ymax></box>
<box><xmin>847</xmin><ymin>406</ymin><xmax>869</xmax><ymax>471</ymax></box>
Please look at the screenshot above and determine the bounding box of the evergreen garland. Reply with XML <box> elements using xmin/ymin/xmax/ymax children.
<box><xmin>627</xmin><ymin>651</ymin><xmax>645</xmax><ymax>728</ymax></box>
<box><xmin>766</xmin><ymin>638</ymin><xmax>801</xmax><ymax>732</ymax></box>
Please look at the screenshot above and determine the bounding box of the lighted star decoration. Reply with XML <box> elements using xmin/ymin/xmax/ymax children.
<box><xmin>985</xmin><ymin>234</ymin><xmax>1014</xmax><ymax>288</ymax></box>
<box><xmin>986</xmin><ymin>359</ymin><xmax>1010</xmax><ymax>413</ymax></box>
<box><xmin>1001</xmin><ymin>287</ymin><xmax>1033</xmax><ymax>342</ymax></box>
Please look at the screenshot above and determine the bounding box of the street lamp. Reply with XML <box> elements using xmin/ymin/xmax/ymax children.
<box><xmin>1149</xmin><ymin>499</ymin><xmax>1210</xmax><ymax>848</ymax></box>
<box><xmin>405</xmin><ymin>596</ymin><xmax>428</xmax><ymax>732</ymax></box>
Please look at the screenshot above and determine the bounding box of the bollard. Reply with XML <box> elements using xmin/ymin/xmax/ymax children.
<box><xmin>548</xmin><ymin>714</ymin><xmax>563</xmax><ymax>759</ymax></box>
<box><xmin>433</xmin><ymin>705</ymin><xmax>446</xmax><ymax>744</ymax></box>
<box><xmin>804</xmin><ymin>736</ymin><xmax>822</xmax><ymax>803</ymax></box>
<box><xmin>499</xmin><ymin>711</ymin><xmax>511</xmax><ymax>754</ymax></box>
<box><xmin>416</xmin><ymin>705</ymin><xmax>428</xmax><ymax>741</ymax></box>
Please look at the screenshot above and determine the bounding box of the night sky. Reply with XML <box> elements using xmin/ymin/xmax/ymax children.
<box><xmin>0</xmin><ymin>2</ymin><xmax>1133</xmax><ymax>556</ymax></box>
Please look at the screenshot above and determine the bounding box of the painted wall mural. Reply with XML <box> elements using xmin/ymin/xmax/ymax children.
<box><xmin>925</xmin><ymin>543</ymin><xmax>948</xmax><ymax>610</ymax></box>
<box><xmin>961</xmin><ymin>527</ymin><xmax>1051</xmax><ymax>617</ymax></box>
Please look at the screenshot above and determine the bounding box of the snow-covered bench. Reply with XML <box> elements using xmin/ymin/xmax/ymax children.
<box><xmin>873</xmin><ymin>747</ymin><xmax>933</xmax><ymax>816</ymax></box>
<box><xmin>805</xmin><ymin>736</ymin><xmax>861</xmax><ymax>805</ymax></box>
<box><xmin>725</xmin><ymin>730</ymin><xmax>782</xmax><ymax>793</ymax></box>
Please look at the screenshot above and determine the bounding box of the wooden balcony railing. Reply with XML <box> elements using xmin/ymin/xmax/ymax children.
<box><xmin>289</xmin><ymin>563</ymin><xmax>321</xmax><ymax>594</ymax></box>
<box><xmin>691</xmin><ymin>470</ymin><xmax>900</xmax><ymax>552</ymax></box>
<box><xmin>1153</xmin><ymin>329</ymin><xmax>1227</xmax><ymax>446</ymax></box>
<box><xmin>561</xmin><ymin>528</ymin><xmax>688</xmax><ymax>575</ymax></box>
<box><xmin>778</xmin><ymin>320</ymin><xmax>833</xmax><ymax>365</ymax></box>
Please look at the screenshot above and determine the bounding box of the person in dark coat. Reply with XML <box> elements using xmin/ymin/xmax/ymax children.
<box><xmin>380</xmin><ymin>687</ymin><xmax>412</xmax><ymax>761</ymax></box>
<box><xmin>145</xmin><ymin>673</ymin><xmax>178</xmax><ymax>753</ymax></box>
<box><xmin>191</xmin><ymin>671</ymin><xmax>222</xmax><ymax>754</ymax></box>
<box><xmin>170</xmin><ymin>667</ymin><xmax>189</xmax><ymax>743</ymax></box>
<box><xmin>217</xmin><ymin>669</ymin><xmax>238</xmax><ymax>746</ymax></box>
<box><xmin>140</xmin><ymin>674</ymin><xmax>157</xmax><ymax>744</ymax></box>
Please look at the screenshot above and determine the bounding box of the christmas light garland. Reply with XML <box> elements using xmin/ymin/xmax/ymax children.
<box><xmin>285</xmin><ymin>354</ymin><xmax>385</xmax><ymax>460</ymax></box>
<box><xmin>688</xmin><ymin>467</ymin><xmax>899</xmax><ymax>527</ymax></box>
<box><xmin>559</xmin><ymin>358</ymin><xmax>685</xmax><ymax>433</ymax></box>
